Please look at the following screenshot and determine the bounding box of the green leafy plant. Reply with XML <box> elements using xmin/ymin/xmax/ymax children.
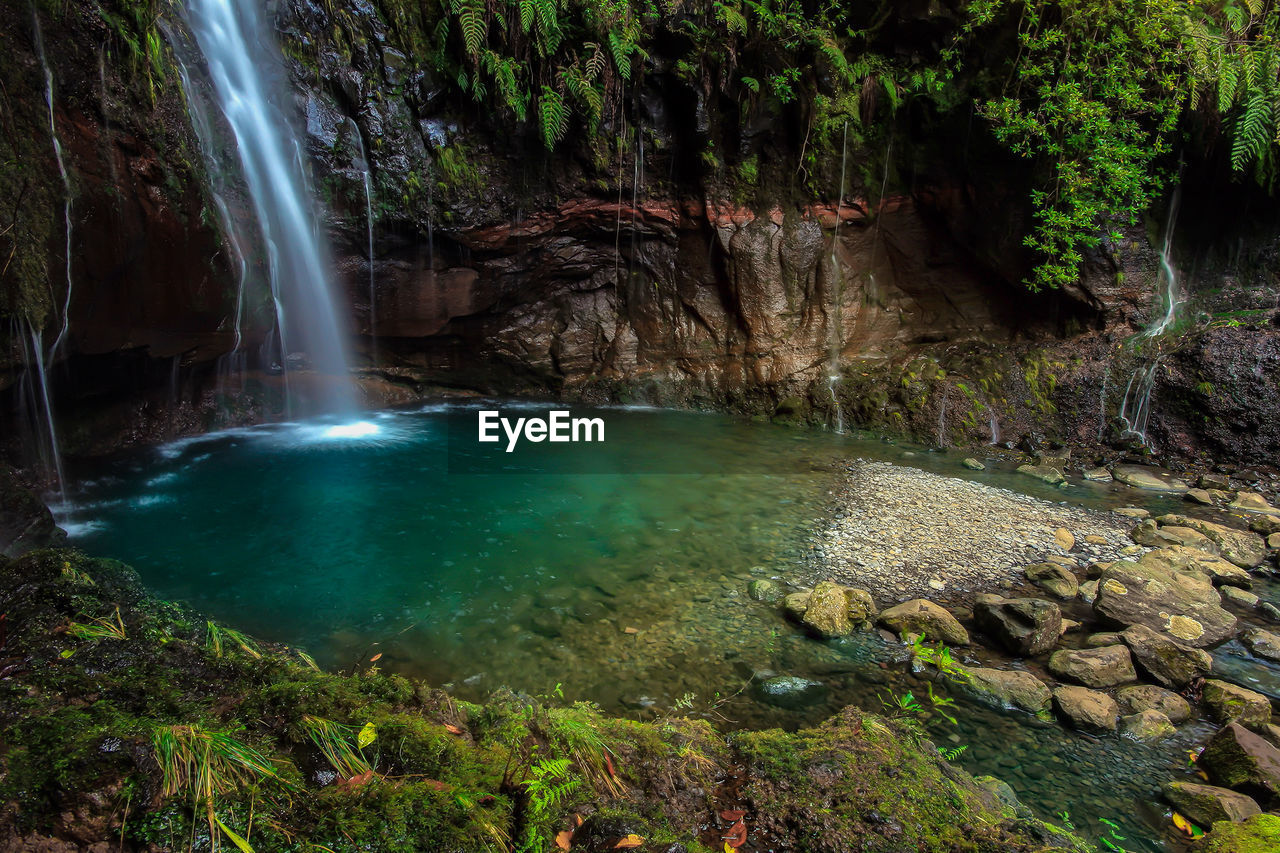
<box><xmin>300</xmin><ymin>715</ymin><xmax>375</xmax><ymax>780</ymax></box>
<box><xmin>518</xmin><ymin>757</ymin><xmax>580</xmax><ymax>852</ymax></box>
<box><xmin>67</xmin><ymin>607</ymin><xmax>126</xmax><ymax>641</ymax></box>
<box><xmin>205</xmin><ymin>621</ymin><xmax>261</xmax><ymax>659</ymax></box>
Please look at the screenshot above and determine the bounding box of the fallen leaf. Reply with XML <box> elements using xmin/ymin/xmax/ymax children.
<box><xmin>337</xmin><ymin>770</ymin><xmax>375</xmax><ymax>790</ymax></box>
<box><xmin>357</xmin><ymin>721</ymin><xmax>377</xmax><ymax>749</ymax></box>
<box><xmin>722</xmin><ymin>820</ymin><xmax>746</xmax><ymax>848</ymax></box>
<box><xmin>723</xmin><ymin>843</ymin><xmax>734</xmax><ymax>853</ymax></box>
<box><xmin>604</xmin><ymin>752</ymin><xmax>617</xmax><ymax>779</ymax></box>
<box><xmin>613</xmin><ymin>834</ymin><xmax>644</xmax><ymax>849</ymax></box>
<box><xmin>1196</xmin><ymin>770</ymin><xmax>1209</xmax><ymax>781</ymax></box>
<box><xmin>370</xmin><ymin>653</ymin><xmax>383</xmax><ymax>662</ymax></box>
<box><xmin>573</xmin><ymin>814</ymin><xmax>583</xmax><ymax>827</ymax></box>
<box><xmin>719</xmin><ymin>809</ymin><xmax>746</xmax><ymax>822</ymax></box>
<box><xmin>444</xmin><ymin>724</ymin><xmax>464</xmax><ymax>735</ymax></box>
<box><xmin>555</xmin><ymin>830</ymin><xmax>573</xmax><ymax>850</ymax></box>
<box><xmin>1172</xmin><ymin>812</ymin><xmax>1204</xmax><ymax>838</ymax></box>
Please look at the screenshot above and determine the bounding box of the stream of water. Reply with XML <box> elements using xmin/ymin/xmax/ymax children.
<box><xmin>59</xmin><ymin>404</ymin><xmax>1223</xmax><ymax>851</ymax></box>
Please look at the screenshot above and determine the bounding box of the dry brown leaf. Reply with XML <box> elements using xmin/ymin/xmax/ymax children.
<box><xmin>338</xmin><ymin>769</ymin><xmax>375</xmax><ymax>790</ymax></box>
<box><xmin>573</xmin><ymin>813</ymin><xmax>584</xmax><ymax>827</ymax></box>
<box><xmin>613</xmin><ymin>834</ymin><xmax>644</xmax><ymax>849</ymax></box>
<box><xmin>554</xmin><ymin>830</ymin><xmax>573</xmax><ymax>850</ymax></box>
<box><xmin>444</xmin><ymin>724</ymin><xmax>464</xmax><ymax>735</ymax></box>
<box><xmin>369</xmin><ymin>653</ymin><xmax>383</xmax><ymax>662</ymax></box>
<box><xmin>719</xmin><ymin>809</ymin><xmax>746</xmax><ymax>822</ymax></box>
<box><xmin>723</xmin><ymin>820</ymin><xmax>747</xmax><ymax>848</ymax></box>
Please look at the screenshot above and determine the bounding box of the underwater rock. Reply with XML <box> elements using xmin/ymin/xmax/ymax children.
<box><xmin>962</xmin><ymin>458</ymin><xmax>985</xmax><ymax>470</ymax></box>
<box><xmin>1119</xmin><ymin>709</ymin><xmax>1176</xmax><ymax>741</ymax></box>
<box><xmin>1052</xmin><ymin>686</ymin><xmax>1118</xmax><ymax>733</ymax></box>
<box><xmin>753</xmin><ymin>675</ymin><xmax>828</xmax><ymax>710</ymax></box>
<box><xmin>748</xmin><ymin>579</ymin><xmax>783</xmax><ymax>602</ymax></box>
<box><xmin>962</xmin><ymin>667</ymin><xmax>1052</xmax><ymax>715</ymax></box>
<box><xmin>1111</xmin><ymin>465</ymin><xmax>1189</xmax><ymax>493</ymax></box>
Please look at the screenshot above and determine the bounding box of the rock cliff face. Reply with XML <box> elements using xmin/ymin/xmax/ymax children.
<box><xmin>3</xmin><ymin>0</ymin><xmax>1280</xmax><ymax>466</ymax></box>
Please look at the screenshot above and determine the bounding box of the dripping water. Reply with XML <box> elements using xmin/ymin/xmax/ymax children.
<box><xmin>1117</xmin><ymin>185</ymin><xmax>1183</xmax><ymax>446</ymax></box>
<box><xmin>32</xmin><ymin>10</ymin><xmax>74</xmax><ymax>360</ymax></box>
<box><xmin>937</xmin><ymin>385</ymin><xmax>950</xmax><ymax>447</ymax></box>
<box><xmin>866</xmin><ymin>136</ymin><xmax>892</xmax><ymax>305</ymax></box>
<box><xmin>826</xmin><ymin>121</ymin><xmax>849</xmax><ymax>434</ymax></box>
<box><xmin>20</xmin><ymin>324</ymin><xmax>66</xmax><ymax>502</ymax></box>
<box><xmin>354</xmin><ymin>130</ymin><xmax>377</xmax><ymax>366</ymax></box>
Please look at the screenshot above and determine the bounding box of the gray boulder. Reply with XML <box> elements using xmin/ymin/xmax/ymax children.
<box><xmin>964</xmin><ymin>667</ymin><xmax>1052</xmax><ymax>715</ymax></box>
<box><xmin>1093</xmin><ymin>550</ymin><xmax>1237</xmax><ymax>647</ymax></box>
<box><xmin>1242</xmin><ymin>628</ymin><xmax>1280</xmax><ymax>662</ymax></box>
<box><xmin>1112</xmin><ymin>464</ymin><xmax>1189</xmax><ymax>493</ymax></box>
<box><xmin>1119</xmin><ymin>709</ymin><xmax>1176</xmax><ymax>741</ymax></box>
<box><xmin>1120</xmin><ymin>624</ymin><xmax>1213</xmax><ymax>689</ymax></box>
<box><xmin>753</xmin><ymin>676</ymin><xmax>828</xmax><ymax>710</ymax></box>
<box><xmin>1115</xmin><ymin>684</ymin><xmax>1192</xmax><ymax>723</ymax></box>
<box><xmin>1163</xmin><ymin>781</ymin><xmax>1261</xmax><ymax>826</ymax></box>
<box><xmin>1198</xmin><ymin>722</ymin><xmax>1280</xmax><ymax>798</ymax></box>
<box><xmin>973</xmin><ymin>595</ymin><xmax>1062</xmax><ymax>656</ymax></box>
<box><xmin>1024</xmin><ymin>563</ymin><xmax>1079</xmax><ymax>600</ymax></box>
<box><xmin>1053</xmin><ymin>686</ymin><xmax>1118</xmax><ymax>733</ymax></box>
<box><xmin>1203</xmin><ymin>680</ymin><xmax>1273</xmax><ymax>728</ymax></box>
<box><xmin>1155</xmin><ymin>514</ymin><xmax>1266</xmax><ymax>569</ymax></box>
<box><xmin>1047</xmin><ymin>645</ymin><xmax>1137</xmax><ymax>688</ymax></box>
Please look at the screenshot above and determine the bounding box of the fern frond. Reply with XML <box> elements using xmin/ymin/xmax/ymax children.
<box><xmin>538</xmin><ymin>85</ymin><xmax>569</xmax><ymax>149</ymax></box>
<box><xmin>453</xmin><ymin>0</ymin><xmax>486</xmax><ymax>57</ymax></box>
<box><xmin>1231</xmin><ymin>89</ymin><xmax>1273</xmax><ymax>172</ymax></box>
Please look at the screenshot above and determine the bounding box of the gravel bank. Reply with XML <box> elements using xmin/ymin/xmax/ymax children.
<box><xmin>815</xmin><ymin>461</ymin><xmax>1135</xmax><ymax>604</ymax></box>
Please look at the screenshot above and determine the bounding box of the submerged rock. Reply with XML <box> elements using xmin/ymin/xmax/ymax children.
<box><xmin>1203</xmin><ymin>680</ymin><xmax>1273</xmax><ymax>728</ymax></box>
<box><xmin>973</xmin><ymin>595</ymin><xmax>1062</xmax><ymax>656</ymax></box>
<box><xmin>1198</xmin><ymin>723</ymin><xmax>1280</xmax><ymax>798</ymax></box>
<box><xmin>961</xmin><ymin>458</ymin><xmax>985</xmax><ymax>470</ymax></box>
<box><xmin>1016</xmin><ymin>463</ymin><xmax>1065</xmax><ymax>486</ymax></box>
<box><xmin>1047</xmin><ymin>645</ymin><xmax>1136</xmax><ymax>688</ymax></box>
<box><xmin>1163</xmin><ymin>781</ymin><xmax>1261</xmax><ymax>826</ymax></box>
<box><xmin>1093</xmin><ymin>551</ymin><xmax>1237</xmax><ymax>647</ymax></box>
<box><xmin>1119</xmin><ymin>709</ymin><xmax>1176</xmax><ymax>741</ymax></box>
<box><xmin>1120</xmin><ymin>624</ymin><xmax>1213</xmax><ymax>689</ymax></box>
<box><xmin>753</xmin><ymin>675</ymin><xmax>828</xmax><ymax>710</ymax></box>
<box><xmin>748</xmin><ymin>578</ymin><xmax>783</xmax><ymax>602</ymax></box>
<box><xmin>1115</xmin><ymin>684</ymin><xmax>1192</xmax><ymax>723</ymax></box>
<box><xmin>963</xmin><ymin>666</ymin><xmax>1052</xmax><ymax>715</ymax></box>
<box><xmin>1052</xmin><ymin>686</ymin><xmax>1118</xmax><ymax>733</ymax></box>
<box><xmin>877</xmin><ymin>599</ymin><xmax>969</xmax><ymax>645</ymax></box>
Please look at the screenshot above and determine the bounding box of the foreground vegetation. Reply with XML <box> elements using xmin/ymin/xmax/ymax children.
<box><xmin>0</xmin><ymin>548</ymin><xmax>1089</xmax><ymax>852</ymax></box>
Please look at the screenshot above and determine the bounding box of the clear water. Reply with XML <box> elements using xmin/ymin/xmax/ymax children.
<box><xmin>63</xmin><ymin>405</ymin><xmax>1198</xmax><ymax>850</ymax></box>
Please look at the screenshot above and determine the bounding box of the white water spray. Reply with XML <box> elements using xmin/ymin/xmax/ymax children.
<box><xmin>22</xmin><ymin>324</ymin><xmax>66</xmax><ymax>499</ymax></box>
<box><xmin>826</xmin><ymin>121</ymin><xmax>850</xmax><ymax>434</ymax></box>
<box><xmin>176</xmin><ymin>0</ymin><xmax>355</xmax><ymax>414</ymax></box>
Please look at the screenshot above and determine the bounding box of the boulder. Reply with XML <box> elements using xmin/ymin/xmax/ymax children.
<box><xmin>1243</xmin><ymin>628</ymin><xmax>1280</xmax><ymax>662</ymax></box>
<box><xmin>799</xmin><ymin>582</ymin><xmax>853</xmax><ymax>637</ymax></box>
<box><xmin>1156</xmin><ymin>525</ymin><xmax>1220</xmax><ymax>553</ymax></box>
<box><xmin>1131</xmin><ymin>519</ymin><xmax>1191</xmax><ymax>549</ymax></box>
<box><xmin>962</xmin><ymin>458</ymin><xmax>985</xmax><ymax>470</ymax></box>
<box><xmin>753</xmin><ymin>676</ymin><xmax>828</xmax><ymax>710</ymax></box>
<box><xmin>964</xmin><ymin>667</ymin><xmax>1052</xmax><ymax>714</ymax></box>
<box><xmin>1189</xmin><ymin>813</ymin><xmax>1280</xmax><ymax>853</ymax></box>
<box><xmin>1185</xmin><ymin>488</ymin><xmax>1214</xmax><ymax>505</ymax></box>
<box><xmin>1112</xmin><ymin>464</ymin><xmax>1189</xmax><ymax>493</ymax></box>
<box><xmin>1047</xmin><ymin>645</ymin><xmax>1137</xmax><ymax>688</ymax></box>
<box><xmin>1264</xmin><ymin>602</ymin><xmax>1280</xmax><ymax>623</ymax></box>
<box><xmin>1016</xmin><ymin>464</ymin><xmax>1065</xmax><ymax>486</ymax></box>
<box><xmin>1157</xmin><ymin>545</ymin><xmax>1252</xmax><ymax>588</ymax></box>
<box><xmin>1114</xmin><ymin>507</ymin><xmax>1150</xmax><ymax>518</ymax></box>
<box><xmin>1023</xmin><ymin>563</ymin><xmax>1078</xmax><ymax>600</ymax></box>
<box><xmin>783</xmin><ymin>591</ymin><xmax>810</xmax><ymax>619</ymax></box>
<box><xmin>1249</xmin><ymin>514</ymin><xmax>1280</xmax><ymax>536</ymax></box>
<box><xmin>1052</xmin><ymin>686</ymin><xmax>1118</xmax><ymax>733</ymax></box>
<box><xmin>844</xmin><ymin>587</ymin><xmax>878</xmax><ymax>622</ymax></box>
<box><xmin>1198</xmin><ymin>723</ymin><xmax>1280</xmax><ymax>798</ymax></box>
<box><xmin>973</xmin><ymin>595</ymin><xmax>1062</xmax><ymax>656</ymax></box>
<box><xmin>1115</xmin><ymin>684</ymin><xmax>1192</xmax><ymax>723</ymax></box>
<box><xmin>1163</xmin><ymin>781</ymin><xmax>1261</xmax><ymax>826</ymax></box>
<box><xmin>1054</xmin><ymin>528</ymin><xmax>1075</xmax><ymax>551</ymax></box>
<box><xmin>1093</xmin><ymin>551</ymin><xmax>1237</xmax><ymax>647</ymax></box>
<box><xmin>1078</xmin><ymin>579</ymin><xmax>1100</xmax><ymax>605</ymax></box>
<box><xmin>1083</xmin><ymin>467</ymin><xmax>1112</xmax><ymax>482</ymax></box>
<box><xmin>1120</xmin><ymin>624</ymin><xmax>1214</xmax><ymax>689</ymax></box>
<box><xmin>1155</xmin><ymin>514</ymin><xmax>1266</xmax><ymax>569</ymax></box>
<box><xmin>1198</xmin><ymin>473</ymin><xmax>1232</xmax><ymax>491</ymax></box>
<box><xmin>1119</xmin><ymin>709</ymin><xmax>1176</xmax><ymax>741</ymax></box>
<box><xmin>878</xmin><ymin>599</ymin><xmax>969</xmax><ymax>645</ymax></box>
<box><xmin>1203</xmin><ymin>680</ymin><xmax>1273</xmax><ymax>728</ymax></box>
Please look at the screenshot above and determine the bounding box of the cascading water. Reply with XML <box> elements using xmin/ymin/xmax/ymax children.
<box><xmin>174</xmin><ymin>0</ymin><xmax>355</xmax><ymax>415</ymax></box>
<box><xmin>826</xmin><ymin>121</ymin><xmax>849</xmax><ymax>434</ymax></box>
<box><xmin>33</xmin><ymin>10</ymin><xmax>74</xmax><ymax>360</ymax></box>
<box><xmin>19</xmin><ymin>324</ymin><xmax>66</xmax><ymax>501</ymax></box>
<box><xmin>1117</xmin><ymin>187</ymin><xmax>1182</xmax><ymax>446</ymax></box>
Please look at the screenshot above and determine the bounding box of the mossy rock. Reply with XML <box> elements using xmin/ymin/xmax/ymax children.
<box><xmin>1191</xmin><ymin>813</ymin><xmax>1280</xmax><ymax>852</ymax></box>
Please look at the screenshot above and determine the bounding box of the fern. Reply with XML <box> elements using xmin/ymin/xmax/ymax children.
<box><xmin>538</xmin><ymin>85</ymin><xmax>569</xmax><ymax>149</ymax></box>
<box><xmin>715</xmin><ymin>2</ymin><xmax>748</xmax><ymax>37</ymax></box>
<box><xmin>1232</xmin><ymin>89</ymin><xmax>1274</xmax><ymax>172</ymax></box>
<box><xmin>607</xmin><ymin>31</ymin><xmax>632</xmax><ymax>80</ymax></box>
<box><xmin>453</xmin><ymin>0</ymin><xmax>486</xmax><ymax>57</ymax></box>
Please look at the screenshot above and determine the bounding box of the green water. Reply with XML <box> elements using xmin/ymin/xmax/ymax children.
<box><xmin>62</xmin><ymin>403</ymin><xmax>1198</xmax><ymax>851</ymax></box>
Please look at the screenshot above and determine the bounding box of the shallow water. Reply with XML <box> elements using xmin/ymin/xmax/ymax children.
<box><xmin>62</xmin><ymin>403</ymin><xmax>1198</xmax><ymax>850</ymax></box>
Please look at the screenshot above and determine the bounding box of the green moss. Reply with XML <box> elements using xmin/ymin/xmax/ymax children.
<box><xmin>1192</xmin><ymin>814</ymin><xmax>1280</xmax><ymax>853</ymax></box>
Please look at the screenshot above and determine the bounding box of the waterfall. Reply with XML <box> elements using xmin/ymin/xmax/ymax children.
<box><xmin>826</xmin><ymin>121</ymin><xmax>849</xmax><ymax>434</ymax></box>
<box><xmin>936</xmin><ymin>385</ymin><xmax>949</xmax><ymax>447</ymax></box>
<box><xmin>33</xmin><ymin>11</ymin><xmax>74</xmax><ymax>360</ymax></box>
<box><xmin>986</xmin><ymin>402</ymin><xmax>1001</xmax><ymax>446</ymax></box>
<box><xmin>1117</xmin><ymin>186</ymin><xmax>1182</xmax><ymax>446</ymax></box>
<box><xmin>355</xmin><ymin>131</ymin><xmax>377</xmax><ymax>366</ymax></box>
<box><xmin>19</xmin><ymin>324</ymin><xmax>66</xmax><ymax>501</ymax></box>
<box><xmin>174</xmin><ymin>0</ymin><xmax>355</xmax><ymax>414</ymax></box>
<box><xmin>865</xmin><ymin>137</ymin><xmax>892</xmax><ymax>306</ymax></box>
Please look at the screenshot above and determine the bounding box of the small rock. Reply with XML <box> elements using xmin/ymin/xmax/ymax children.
<box><xmin>1078</xmin><ymin>579</ymin><xmax>1100</xmax><ymax>605</ymax></box>
<box><xmin>974</xmin><ymin>595</ymin><xmax>1062</xmax><ymax>656</ymax></box>
<box><xmin>1120</xmin><ymin>709</ymin><xmax>1176</xmax><ymax>741</ymax></box>
<box><xmin>1084</xmin><ymin>631</ymin><xmax>1124</xmax><ymax>648</ymax></box>
<box><xmin>800</xmin><ymin>582</ymin><xmax>853</xmax><ymax>637</ymax></box>
<box><xmin>1249</xmin><ymin>514</ymin><xmax>1280</xmax><ymax>535</ymax></box>
<box><xmin>1017</xmin><ymin>464</ymin><xmax>1065</xmax><ymax>486</ymax></box>
<box><xmin>878</xmin><ymin>599</ymin><xmax>969</xmax><ymax>645</ymax></box>
<box><xmin>748</xmin><ymin>579</ymin><xmax>782</xmax><ymax>602</ymax></box>
<box><xmin>1115</xmin><ymin>684</ymin><xmax>1192</xmax><ymax>723</ymax></box>
<box><xmin>1242</xmin><ymin>628</ymin><xmax>1280</xmax><ymax>662</ymax></box>
<box><xmin>1222</xmin><ymin>586</ymin><xmax>1260</xmax><ymax>608</ymax></box>
<box><xmin>1185</xmin><ymin>488</ymin><xmax>1214</xmax><ymax>505</ymax></box>
<box><xmin>1024</xmin><ymin>562</ymin><xmax>1079</xmax><ymax>600</ymax></box>
<box><xmin>1163</xmin><ymin>781</ymin><xmax>1261</xmax><ymax>826</ymax></box>
<box><xmin>1083</xmin><ymin>467</ymin><xmax>1113</xmax><ymax>482</ymax></box>
<box><xmin>1268</xmin><ymin>532</ymin><xmax>1280</xmax><ymax>549</ymax></box>
<box><xmin>1263</xmin><ymin>601</ymin><xmax>1280</xmax><ymax>623</ymax></box>
<box><xmin>1198</xmin><ymin>473</ymin><xmax>1231</xmax><ymax>491</ymax></box>
<box><xmin>1114</xmin><ymin>507</ymin><xmax>1150</xmax><ymax>519</ymax></box>
<box><xmin>1083</xmin><ymin>534</ymin><xmax>1109</xmax><ymax>545</ymax></box>
<box><xmin>1203</xmin><ymin>679</ymin><xmax>1273</xmax><ymax>728</ymax></box>
<box><xmin>962</xmin><ymin>458</ymin><xmax>986</xmax><ymax>470</ymax></box>
<box><xmin>753</xmin><ymin>676</ymin><xmax>828</xmax><ymax>710</ymax></box>
<box><xmin>1053</xmin><ymin>686</ymin><xmax>1118</xmax><ymax>733</ymax></box>
<box><xmin>1054</xmin><ymin>528</ymin><xmax>1075</xmax><ymax>551</ymax></box>
<box><xmin>1047</xmin><ymin>645</ymin><xmax>1136</xmax><ymax>688</ymax></box>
